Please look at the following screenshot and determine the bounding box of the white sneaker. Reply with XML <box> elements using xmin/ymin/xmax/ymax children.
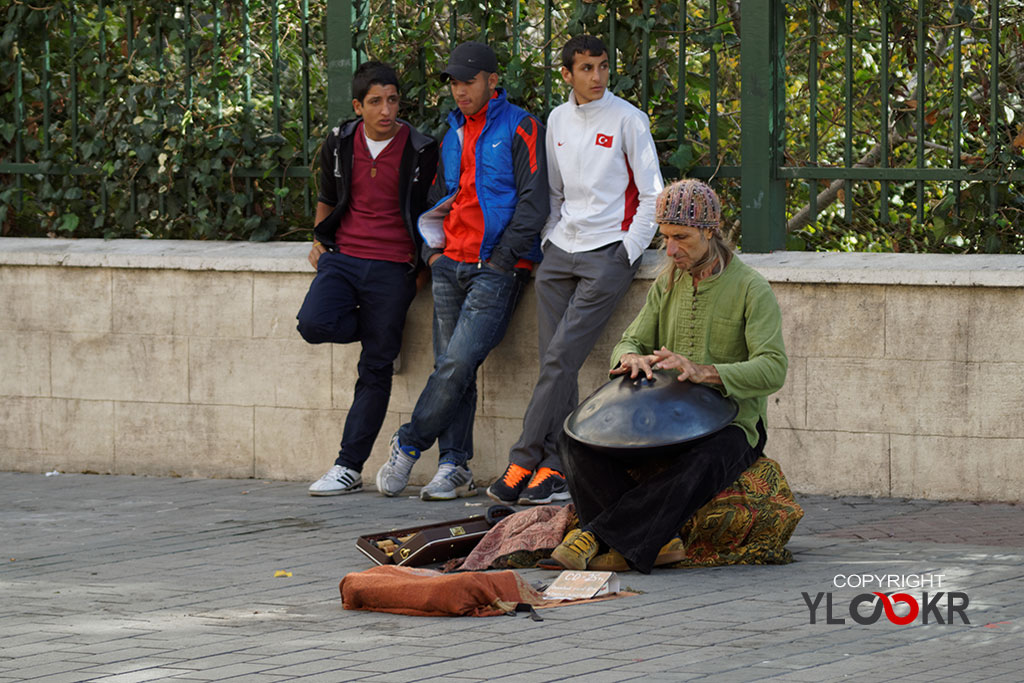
<box><xmin>375</xmin><ymin>433</ymin><xmax>419</xmax><ymax>497</ymax></box>
<box><xmin>308</xmin><ymin>465</ymin><xmax>362</xmax><ymax>496</ymax></box>
<box><xmin>420</xmin><ymin>463</ymin><xmax>478</xmax><ymax>501</ymax></box>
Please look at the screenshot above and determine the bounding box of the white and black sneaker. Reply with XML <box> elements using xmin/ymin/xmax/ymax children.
<box><xmin>420</xmin><ymin>463</ymin><xmax>478</xmax><ymax>501</ymax></box>
<box><xmin>308</xmin><ymin>465</ymin><xmax>362</xmax><ymax>496</ymax></box>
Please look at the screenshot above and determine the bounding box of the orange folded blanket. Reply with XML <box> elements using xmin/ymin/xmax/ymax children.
<box><xmin>340</xmin><ymin>565</ymin><xmax>546</xmax><ymax>617</ymax></box>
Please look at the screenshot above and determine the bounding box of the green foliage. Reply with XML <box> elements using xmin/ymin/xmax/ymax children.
<box><xmin>1</xmin><ymin>0</ymin><xmax>1021</xmax><ymax>251</ymax></box>
<box><xmin>782</xmin><ymin>0</ymin><xmax>1024</xmax><ymax>253</ymax></box>
<box><xmin>1</xmin><ymin>1</ymin><xmax>324</xmax><ymax>241</ymax></box>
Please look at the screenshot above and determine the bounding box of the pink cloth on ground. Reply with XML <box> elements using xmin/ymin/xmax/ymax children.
<box><xmin>453</xmin><ymin>504</ymin><xmax>577</xmax><ymax>571</ymax></box>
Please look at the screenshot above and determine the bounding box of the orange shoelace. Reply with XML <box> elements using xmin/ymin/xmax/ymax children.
<box><xmin>528</xmin><ymin>467</ymin><xmax>564</xmax><ymax>487</ymax></box>
<box><xmin>503</xmin><ymin>463</ymin><xmax>532</xmax><ymax>487</ymax></box>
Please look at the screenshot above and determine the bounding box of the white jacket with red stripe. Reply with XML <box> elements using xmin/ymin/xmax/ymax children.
<box><xmin>543</xmin><ymin>89</ymin><xmax>664</xmax><ymax>264</ymax></box>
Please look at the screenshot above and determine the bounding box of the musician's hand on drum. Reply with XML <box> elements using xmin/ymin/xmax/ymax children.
<box><xmin>612</xmin><ymin>352</ymin><xmax>658</xmax><ymax>380</ymax></box>
<box><xmin>652</xmin><ymin>346</ymin><xmax>722</xmax><ymax>385</ymax></box>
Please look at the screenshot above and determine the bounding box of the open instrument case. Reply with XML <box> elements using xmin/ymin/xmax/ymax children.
<box><xmin>356</xmin><ymin>506</ymin><xmax>514</xmax><ymax>567</ymax></box>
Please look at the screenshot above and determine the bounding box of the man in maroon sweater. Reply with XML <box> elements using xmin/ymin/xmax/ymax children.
<box><xmin>297</xmin><ymin>62</ymin><xmax>438</xmax><ymax>496</ymax></box>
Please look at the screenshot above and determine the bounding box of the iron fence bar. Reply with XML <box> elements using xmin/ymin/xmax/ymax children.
<box><xmin>774</xmin><ymin>0</ymin><xmax>786</xmax><ymax>223</ymax></box>
<box><xmin>609</xmin><ymin>2</ymin><xmax>616</xmax><ymax>75</ymax></box>
<box><xmin>676</xmin><ymin>0</ymin><xmax>686</xmax><ymax>174</ymax></box>
<box><xmin>14</xmin><ymin>44</ymin><xmax>24</xmax><ymax>210</ymax></box>
<box><xmin>185</xmin><ymin>0</ymin><xmax>193</xmax><ymax>111</ymax></box>
<box><xmin>244</xmin><ymin>0</ymin><xmax>253</xmax><ymax>216</ymax></box>
<box><xmin>99</xmin><ymin>0</ymin><xmax>108</xmax><ymax>218</ymax></box>
<box><xmin>879</xmin><ymin>1</ymin><xmax>889</xmax><ymax>224</ymax></box>
<box><xmin>690</xmin><ymin>165</ymin><xmax>741</xmax><ymax>178</ymax></box>
<box><xmin>243</xmin><ymin>0</ymin><xmax>252</xmax><ymax>106</ymax></box>
<box><xmin>544</xmin><ymin>0</ymin><xmax>552</xmax><ymax>115</ymax></box>
<box><xmin>214</xmin><ymin>1</ymin><xmax>222</xmax><ymax>125</ymax></box>
<box><xmin>185</xmin><ymin>1</ymin><xmax>194</xmax><ymax>234</ymax></box>
<box><xmin>273</xmin><ymin>3</ymin><xmax>282</xmax><ymax>136</ymax></box>
<box><xmin>272</xmin><ymin>1</ymin><xmax>282</xmax><ymax>216</ymax></box>
<box><xmin>302</xmin><ymin>0</ymin><xmax>312</xmax><ymax>217</ymax></box>
<box><xmin>227</xmin><ymin>168</ymin><xmax>314</xmax><ymax>179</ymax></box>
<box><xmin>43</xmin><ymin>32</ymin><xmax>51</xmax><ymax>155</ymax></box>
<box><xmin>214</xmin><ymin>0</ymin><xmax>222</xmax><ymax>224</ymax></box>
<box><xmin>709</xmin><ymin>0</ymin><xmax>718</xmax><ymax>170</ymax></box>
<box><xmin>953</xmin><ymin>2</ymin><xmax>962</xmax><ymax>225</ymax></box>
<box><xmin>778</xmin><ymin>167</ymin><xmax>1024</xmax><ymax>182</ymax></box>
<box><xmin>507</xmin><ymin>0</ymin><xmax>518</xmax><ymax>87</ymax></box>
<box><xmin>126</xmin><ymin>6</ymin><xmax>137</xmax><ymax>219</ymax></box>
<box><xmin>989</xmin><ymin>0</ymin><xmax>1000</xmax><ymax>219</ymax></box>
<box><xmin>0</xmin><ymin>163</ymin><xmax>310</xmax><ymax>181</ymax></box>
<box><xmin>915</xmin><ymin>0</ymin><xmax>925</xmax><ymax>224</ymax></box>
<box><xmin>450</xmin><ymin>0</ymin><xmax>457</xmax><ymax>46</ymax></box>
<box><xmin>739</xmin><ymin>0</ymin><xmax>785</xmax><ymax>252</ymax></box>
<box><xmin>1</xmin><ymin>163</ymin><xmax>94</xmax><ymax>175</ymax></box>
<box><xmin>513</xmin><ymin>0</ymin><xmax>520</xmax><ymax>59</ymax></box>
<box><xmin>843</xmin><ymin>0</ymin><xmax>852</xmax><ymax>221</ymax></box>
<box><xmin>641</xmin><ymin>0</ymin><xmax>650</xmax><ymax>113</ymax></box>
<box><xmin>0</xmin><ymin>163</ymin><xmax>315</xmax><ymax>178</ymax></box>
<box><xmin>69</xmin><ymin>1</ymin><xmax>79</xmax><ymax>160</ymax></box>
<box><xmin>326</xmin><ymin>0</ymin><xmax>353</xmax><ymax>126</ymax></box>
<box><xmin>417</xmin><ymin>8</ymin><xmax>426</xmax><ymax>119</ymax></box>
<box><xmin>354</xmin><ymin>0</ymin><xmax>365</xmax><ymax>66</ymax></box>
<box><xmin>157</xmin><ymin>16</ymin><xmax>167</xmax><ymax>218</ymax></box>
<box><xmin>808</xmin><ymin>0</ymin><xmax>818</xmax><ymax>226</ymax></box>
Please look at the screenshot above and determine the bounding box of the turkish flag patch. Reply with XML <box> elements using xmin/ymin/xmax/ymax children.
<box><xmin>595</xmin><ymin>133</ymin><xmax>613</xmax><ymax>148</ymax></box>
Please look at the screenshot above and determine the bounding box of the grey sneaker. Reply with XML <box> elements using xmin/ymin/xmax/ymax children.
<box><xmin>420</xmin><ymin>463</ymin><xmax>478</xmax><ymax>501</ymax></box>
<box><xmin>375</xmin><ymin>433</ymin><xmax>420</xmax><ymax>497</ymax></box>
<box><xmin>308</xmin><ymin>465</ymin><xmax>362</xmax><ymax>496</ymax></box>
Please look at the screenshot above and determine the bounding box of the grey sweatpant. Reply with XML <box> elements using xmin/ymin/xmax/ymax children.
<box><xmin>508</xmin><ymin>240</ymin><xmax>640</xmax><ymax>472</ymax></box>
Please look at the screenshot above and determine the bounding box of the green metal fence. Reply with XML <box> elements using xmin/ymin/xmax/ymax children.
<box><xmin>781</xmin><ymin>0</ymin><xmax>1024</xmax><ymax>251</ymax></box>
<box><xmin>1</xmin><ymin>1</ymin><xmax>1021</xmax><ymax>250</ymax></box>
<box><xmin>2</xmin><ymin>1</ymin><xmax>323</xmax><ymax>241</ymax></box>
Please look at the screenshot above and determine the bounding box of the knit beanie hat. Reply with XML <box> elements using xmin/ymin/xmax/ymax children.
<box><xmin>655</xmin><ymin>179</ymin><xmax>722</xmax><ymax>230</ymax></box>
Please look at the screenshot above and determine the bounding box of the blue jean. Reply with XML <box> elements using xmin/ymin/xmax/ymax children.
<box><xmin>397</xmin><ymin>255</ymin><xmax>526</xmax><ymax>467</ymax></box>
<box><xmin>295</xmin><ymin>251</ymin><xmax>417</xmax><ymax>472</ymax></box>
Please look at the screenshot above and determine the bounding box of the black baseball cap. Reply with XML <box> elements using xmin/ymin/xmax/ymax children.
<box><xmin>440</xmin><ymin>41</ymin><xmax>498</xmax><ymax>82</ymax></box>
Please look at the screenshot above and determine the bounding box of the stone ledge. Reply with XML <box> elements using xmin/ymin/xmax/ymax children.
<box><xmin>0</xmin><ymin>237</ymin><xmax>307</xmax><ymax>273</ymax></box>
<box><xmin>744</xmin><ymin>251</ymin><xmax>1024</xmax><ymax>288</ymax></box>
<box><xmin>3</xmin><ymin>237</ymin><xmax>1024</xmax><ymax>286</ymax></box>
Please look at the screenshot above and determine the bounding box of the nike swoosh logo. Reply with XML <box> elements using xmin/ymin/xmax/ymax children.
<box><xmin>557</xmin><ymin>141</ymin><xmax>565</xmax><ymax>146</ymax></box>
<box><xmin>492</xmin><ymin>142</ymin><xmax>502</xmax><ymax>148</ymax></box>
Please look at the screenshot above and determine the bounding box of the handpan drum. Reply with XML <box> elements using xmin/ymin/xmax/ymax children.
<box><xmin>564</xmin><ymin>370</ymin><xmax>738</xmax><ymax>455</ymax></box>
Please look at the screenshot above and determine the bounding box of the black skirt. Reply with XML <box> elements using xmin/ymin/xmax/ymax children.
<box><xmin>559</xmin><ymin>420</ymin><xmax>766</xmax><ymax>573</ymax></box>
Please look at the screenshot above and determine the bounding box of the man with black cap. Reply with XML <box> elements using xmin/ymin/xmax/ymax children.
<box><xmin>375</xmin><ymin>41</ymin><xmax>548</xmax><ymax>501</ymax></box>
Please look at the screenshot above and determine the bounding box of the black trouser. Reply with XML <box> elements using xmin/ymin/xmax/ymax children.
<box><xmin>560</xmin><ymin>420</ymin><xmax>766</xmax><ymax>573</ymax></box>
<box><xmin>296</xmin><ymin>252</ymin><xmax>416</xmax><ymax>472</ymax></box>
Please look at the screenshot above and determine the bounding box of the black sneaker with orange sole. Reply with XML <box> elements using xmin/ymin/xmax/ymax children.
<box><xmin>486</xmin><ymin>463</ymin><xmax>532</xmax><ymax>504</ymax></box>
<box><xmin>518</xmin><ymin>467</ymin><xmax>572</xmax><ymax>505</ymax></box>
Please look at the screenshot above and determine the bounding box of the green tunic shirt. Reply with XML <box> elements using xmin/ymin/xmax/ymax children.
<box><xmin>610</xmin><ymin>255</ymin><xmax>787</xmax><ymax>447</ymax></box>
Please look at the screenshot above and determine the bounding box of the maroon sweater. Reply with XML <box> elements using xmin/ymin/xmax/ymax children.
<box><xmin>335</xmin><ymin>122</ymin><xmax>415</xmax><ymax>264</ymax></box>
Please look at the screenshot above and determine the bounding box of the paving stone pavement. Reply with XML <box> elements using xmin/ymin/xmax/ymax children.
<box><xmin>2</xmin><ymin>471</ymin><xmax>1022</xmax><ymax>682</ymax></box>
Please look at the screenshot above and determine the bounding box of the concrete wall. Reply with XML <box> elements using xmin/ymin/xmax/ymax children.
<box><xmin>2</xmin><ymin>238</ymin><xmax>1023</xmax><ymax>501</ymax></box>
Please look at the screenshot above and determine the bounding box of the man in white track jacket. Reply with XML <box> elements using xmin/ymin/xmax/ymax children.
<box><xmin>487</xmin><ymin>34</ymin><xmax>664</xmax><ymax>505</ymax></box>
